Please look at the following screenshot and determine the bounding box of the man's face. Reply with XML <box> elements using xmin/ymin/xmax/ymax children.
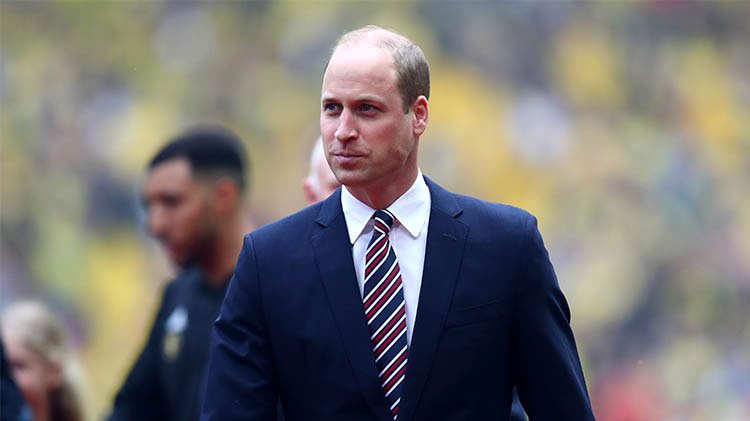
<box><xmin>320</xmin><ymin>43</ymin><xmax>419</xmax><ymax>192</ymax></box>
<box><xmin>143</xmin><ymin>158</ymin><xmax>216</xmax><ymax>267</ymax></box>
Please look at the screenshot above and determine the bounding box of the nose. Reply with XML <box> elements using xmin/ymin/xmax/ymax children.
<box><xmin>334</xmin><ymin>108</ymin><xmax>358</xmax><ymax>143</ymax></box>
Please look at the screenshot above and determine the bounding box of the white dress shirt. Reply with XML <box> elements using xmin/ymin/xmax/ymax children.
<box><xmin>341</xmin><ymin>169</ymin><xmax>431</xmax><ymax>346</ymax></box>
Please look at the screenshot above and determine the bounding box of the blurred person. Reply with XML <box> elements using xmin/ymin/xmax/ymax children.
<box><xmin>303</xmin><ymin>136</ymin><xmax>341</xmax><ymax>204</ymax></box>
<box><xmin>203</xmin><ymin>26</ymin><xmax>593</xmax><ymax>420</ymax></box>
<box><xmin>1</xmin><ymin>301</ymin><xmax>83</xmax><ymax>421</ymax></box>
<box><xmin>108</xmin><ymin>126</ymin><xmax>251</xmax><ymax>421</ymax></box>
<box><xmin>1</xmin><ymin>340</ymin><xmax>32</xmax><ymax>421</ymax></box>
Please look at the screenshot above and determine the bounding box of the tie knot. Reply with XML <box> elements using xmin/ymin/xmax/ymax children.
<box><xmin>372</xmin><ymin>209</ymin><xmax>395</xmax><ymax>232</ymax></box>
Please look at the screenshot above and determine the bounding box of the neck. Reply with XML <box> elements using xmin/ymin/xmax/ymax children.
<box><xmin>347</xmin><ymin>168</ymin><xmax>419</xmax><ymax>210</ymax></box>
<box><xmin>199</xmin><ymin>214</ymin><xmax>247</xmax><ymax>287</ymax></box>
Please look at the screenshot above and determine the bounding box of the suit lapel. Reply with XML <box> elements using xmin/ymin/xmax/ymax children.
<box><xmin>399</xmin><ymin>178</ymin><xmax>468</xmax><ymax>421</ymax></box>
<box><xmin>311</xmin><ymin>190</ymin><xmax>392</xmax><ymax>420</ymax></box>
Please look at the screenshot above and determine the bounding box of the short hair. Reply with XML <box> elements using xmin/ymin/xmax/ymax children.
<box><xmin>328</xmin><ymin>25</ymin><xmax>430</xmax><ymax>113</ymax></box>
<box><xmin>149</xmin><ymin>125</ymin><xmax>249</xmax><ymax>192</ymax></box>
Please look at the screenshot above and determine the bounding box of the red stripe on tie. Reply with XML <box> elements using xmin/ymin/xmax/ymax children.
<box><xmin>374</xmin><ymin>220</ymin><xmax>389</xmax><ymax>233</ymax></box>
<box><xmin>367</xmin><ymin>278</ymin><xmax>401</xmax><ymax>320</ymax></box>
<box><xmin>380</xmin><ymin>349</ymin><xmax>407</xmax><ymax>382</ymax></box>
<box><xmin>364</xmin><ymin>266</ymin><xmax>399</xmax><ymax>309</ymax></box>
<box><xmin>383</xmin><ymin>364</ymin><xmax>407</xmax><ymax>392</ymax></box>
<box><xmin>392</xmin><ymin>405</ymin><xmax>399</xmax><ymax>415</ymax></box>
<box><xmin>366</xmin><ymin>236</ymin><xmax>387</xmax><ymax>260</ymax></box>
<box><xmin>372</xmin><ymin>306</ymin><xmax>406</xmax><ymax>345</ymax></box>
<box><xmin>365</xmin><ymin>246</ymin><xmax>388</xmax><ymax>277</ymax></box>
<box><xmin>374</xmin><ymin>319</ymin><xmax>406</xmax><ymax>356</ymax></box>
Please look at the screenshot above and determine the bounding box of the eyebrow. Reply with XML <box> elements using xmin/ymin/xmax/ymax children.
<box><xmin>321</xmin><ymin>94</ymin><xmax>386</xmax><ymax>105</ymax></box>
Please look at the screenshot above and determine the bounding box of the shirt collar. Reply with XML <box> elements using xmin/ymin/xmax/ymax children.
<box><xmin>341</xmin><ymin>169</ymin><xmax>431</xmax><ymax>245</ymax></box>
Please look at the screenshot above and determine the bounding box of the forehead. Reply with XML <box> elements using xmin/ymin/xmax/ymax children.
<box><xmin>145</xmin><ymin>158</ymin><xmax>195</xmax><ymax>193</ymax></box>
<box><xmin>2</xmin><ymin>330</ymin><xmax>36</xmax><ymax>359</ymax></box>
<box><xmin>322</xmin><ymin>43</ymin><xmax>398</xmax><ymax>99</ymax></box>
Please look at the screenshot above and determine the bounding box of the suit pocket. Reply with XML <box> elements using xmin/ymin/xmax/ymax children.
<box><xmin>444</xmin><ymin>299</ymin><xmax>505</xmax><ymax>329</ymax></box>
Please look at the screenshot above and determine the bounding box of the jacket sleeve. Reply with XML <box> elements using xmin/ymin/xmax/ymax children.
<box><xmin>108</xmin><ymin>284</ymin><xmax>172</xmax><ymax>421</ymax></box>
<box><xmin>201</xmin><ymin>234</ymin><xmax>280</xmax><ymax>420</ymax></box>
<box><xmin>512</xmin><ymin>215</ymin><xmax>595</xmax><ymax>420</ymax></box>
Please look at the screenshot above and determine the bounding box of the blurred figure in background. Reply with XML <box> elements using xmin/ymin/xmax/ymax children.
<box><xmin>303</xmin><ymin>136</ymin><xmax>341</xmax><ymax>205</ymax></box>
<box><xmin>1</xmin><ymin>301</ymin><xmax>84</xmax><ymax>421</ymax></box>
<box><xmin>1</xmin><ymin>340</ymin><xmax>32</xmax><ymax>421</ymax></box>
<box><xmin>108</xmin><ymin>126</ymin><xmax>251</xmax><ymax>421</ymax></box>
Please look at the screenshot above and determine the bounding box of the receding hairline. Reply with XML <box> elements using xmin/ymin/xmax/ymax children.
<box><xmin>324</xmin><ymin>25</ymin><xmax>430</xmax><ymax>113</ymax></box>
<box><xmin>325</xmin><ymin>26</ymin><xmax>417</xmax><ymax>74</ymax></box>
<box><xmin>334</xmin><ymin>25</ymin><xmax>413</xmax><ymax>52</ymax></box>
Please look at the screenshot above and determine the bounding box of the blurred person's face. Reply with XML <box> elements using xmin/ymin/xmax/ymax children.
<box><xmin>3</xmin><ymin>332</ymin><xmax>61</xmax><ymax>419</ymax></box>
<box><xmin>320</xmin><ymin>42</ymin><xmax>427</xmax><ymax>197</ymax></box>
<box><xmin>304</xmin><ymin>150</ymin><xmax>341</xmax><ymax>204</ymax></box>
<box><xmin>144</xmin><ymin>158</ymin><xmax>218</xmax><ymax>267</ymax></box>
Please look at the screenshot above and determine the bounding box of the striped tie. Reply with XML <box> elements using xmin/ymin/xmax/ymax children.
<box><xmin>363</xmin><ymin>209</ymin><xmax>408</xmax><ymax>420</ymax></box>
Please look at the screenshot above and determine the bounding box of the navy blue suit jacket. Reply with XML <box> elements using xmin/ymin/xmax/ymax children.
<box><xmin>202</xmin><ymin>177</ymin><xmax>594</xmax><ymax>420</ymax></box>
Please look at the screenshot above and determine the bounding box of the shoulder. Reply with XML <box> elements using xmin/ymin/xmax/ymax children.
<box><xmin>427</xmin><ymin>177</ymin><xmax>535</xmax><ymax>237</ymax></box>
<box><xmin>249</xmin><ymin>201</ymin><xmax>324</xmax><ymax>244</ymax></box>
<box><xmin>241</xmin><ymin>201</ymin><xmax>328</xmax><ymax>264</ymax></box>
<box><xmin>458</xmin><ymin>196</ymin><xmax>536</xmax><ymax>234</ymax></box>
<box><xmin>455</xmin><ymin>193</ymin><xmax>533</xmax><ymax>226</ymax></box>
<box><xmin>457</xmin><ymin>194</ymin><xmax>538</xmax><ymax>248</ymax></box>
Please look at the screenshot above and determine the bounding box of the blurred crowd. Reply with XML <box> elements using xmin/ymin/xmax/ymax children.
<box><xmin>1</xmin><ymin>1</ymin><xmax>748</xmax><ymax>419</ymax></box>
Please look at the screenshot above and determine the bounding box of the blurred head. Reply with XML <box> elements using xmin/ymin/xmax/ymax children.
<box><xmin>320</xmin><ymin>26</ymin><xmax>429</xmax><ymax>197</ymax></box>
<box><xmin>303</xmin><ymin>137</ymin><xmax>341</xmax><ymax>204</ymax></box>
<box><xmin>144</xmin><ymin>126</ymin><xmax>248</xmax><ymax>267</ymax></box>
<box><xmin>1</xmin><ymin>301</ymin><xmax>82</xmax><ymax>421</ymax></box>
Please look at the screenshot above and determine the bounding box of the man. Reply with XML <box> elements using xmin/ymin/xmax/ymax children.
<box><xmin>303</xmin><ymin>136</ymin><xmax>341</xmax><ymax>205</ymax></box>
<box><xmin>202</xmin><ymin>26</ymin><xmax>594</xmax><ymax>420</ymax></box>
<box><xmin>302</xmin><ymin>135</ymin><xmax>530</xmax><ymax>420</ymax></box>
<box><xmin>109</xmin><ymin>126</ymin><xmax>250</xmax><ymax>421</ymax></box>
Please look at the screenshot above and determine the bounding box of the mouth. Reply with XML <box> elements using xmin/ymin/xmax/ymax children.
<box><xmin>331</xmin><ymin>153</ymin><xmax>364</xmax><ymax>167</ymax></box>
<box><xmin>331</xmin><ymin>151</ymin><xmax>364</xmax><ymax>158</ymax></box>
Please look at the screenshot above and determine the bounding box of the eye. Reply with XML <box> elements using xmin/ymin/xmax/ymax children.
<box><xmin>359</xmin><ymin>104</ymin><xmax>377</xmax><ymax>113</ymax></box>
<box><xmin>159</xmin><ymin>193</ymin><xmax>182</xmax><ymax>209</ymax></box>
<box><xmin>323</xmin><ymin>103</ymin><xmax>340</xmax><ymax>113</ymax></box>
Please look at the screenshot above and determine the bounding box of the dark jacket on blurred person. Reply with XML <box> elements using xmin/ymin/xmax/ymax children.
<box><xmin>108</xmin><ymin>268</ymin><xmax>228</xmax><ymax>421</ymax></box>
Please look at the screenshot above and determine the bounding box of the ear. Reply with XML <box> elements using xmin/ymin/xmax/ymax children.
<box><xmin>213</xmin><ymin>178</ymin><xmax>240</xmax><ymax>215</ymax></box>
<box><xmin>412</xmin><ymin>95</ymin><xmax>429</xmax><ymax>136</ymax></box>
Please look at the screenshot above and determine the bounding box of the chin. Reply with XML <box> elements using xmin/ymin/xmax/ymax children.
<box><xmin>169</xmin><ymin>252</ymin><xmax>191</xmax><ymax>268</ymax></box>
<box><xmin>331</xmin><ymin>170</ymin><xmax>365</xmax><ymax>187</ymax></box>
